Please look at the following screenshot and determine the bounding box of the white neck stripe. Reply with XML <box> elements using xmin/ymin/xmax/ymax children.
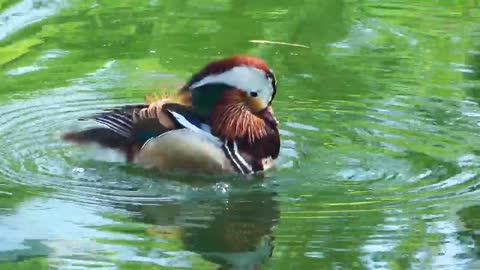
<box><xmin>167</xmin><ymin>110</ymin><xmax>221</xmax><ymax>146</ymax></box>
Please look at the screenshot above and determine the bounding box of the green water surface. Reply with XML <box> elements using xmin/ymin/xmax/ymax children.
<box><xmin>1</xmin><ymin>0</ymin><xmax>480</xmax><ymax>269</ymax></box>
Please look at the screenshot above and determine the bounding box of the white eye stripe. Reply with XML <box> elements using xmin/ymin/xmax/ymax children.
<box><xmin>190</xmin><ymin>66</ymin><xmax>274</xmax><ymax>105</ymax></box>
<box><xmin>190</xmin><ymin>66</ymin><xmax>267</xmax><ymax>90</ymax></box>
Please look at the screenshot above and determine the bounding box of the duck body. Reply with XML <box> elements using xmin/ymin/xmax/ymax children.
<box><xmin>63</xmin><ymin>55</ymin><xmax>280</xmax><ymax>175</ymax></box>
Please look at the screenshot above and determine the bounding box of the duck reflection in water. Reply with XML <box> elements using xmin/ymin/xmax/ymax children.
<box><xmin>130</xmin><ymin>187</ymin><xmax>279</xmax><ymax>270</ymax></box>
<box><xmin>458</xmin><ymin>205</ymin><xmax>480</xmax><ymax>257</ymax></box>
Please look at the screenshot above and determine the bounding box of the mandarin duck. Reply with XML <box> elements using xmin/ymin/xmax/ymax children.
<box><xmin>63</xmin><ymin>55</ymin><xmax>280</xmax><ymax>175</ymax></box>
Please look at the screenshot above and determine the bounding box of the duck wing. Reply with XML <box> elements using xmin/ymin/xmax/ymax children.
<box><xmin>63</xmin><ymin>103</ymin><xmax>196</xmax><ymax>160</ymax></box>
<box><xmin>63</xmin><ymin>104</ymin><xmax>147</xmax><ymax>148</ymax></box>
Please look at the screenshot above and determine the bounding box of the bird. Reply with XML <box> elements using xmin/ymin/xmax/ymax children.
<box><xmin>63</xmin><ymin>55</ymin><xmax>280</xmax><ymax>175</ymax></box>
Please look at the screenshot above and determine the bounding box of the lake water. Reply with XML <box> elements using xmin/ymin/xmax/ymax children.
<box><xmin>1</xmin><ymin>0</ymin><xmax>480</xmax><ymax>269</ymax></box>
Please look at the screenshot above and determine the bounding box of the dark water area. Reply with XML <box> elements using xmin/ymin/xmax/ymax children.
<box><xmin>1</xmin><ymin>0</ymin><xmax>480</xmax><ymax>269</ymax></box>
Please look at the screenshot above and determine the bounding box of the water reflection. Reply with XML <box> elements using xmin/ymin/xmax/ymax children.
<box><xmin>458</xmin><ymin>205</ymin><xmax>480</xmax><ymax>257</ymax></box>
<box><xmin>130</xmin><ymin>186</ymin><xmax>279</xmax><ymax>269</ymax></box>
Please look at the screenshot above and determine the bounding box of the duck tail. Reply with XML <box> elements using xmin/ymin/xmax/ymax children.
<box><xmin>62</xmin><ymin>128</ymin><xmax>132</xmax><ymax>149</ymax></box>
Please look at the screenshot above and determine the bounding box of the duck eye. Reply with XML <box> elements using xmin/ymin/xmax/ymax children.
<box><xmin>250</xmin><ymin>91</ymin><xmax>258</xmax><ymax>97</ymax></box>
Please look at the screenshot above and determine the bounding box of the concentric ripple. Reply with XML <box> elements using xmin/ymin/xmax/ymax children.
<box><xmin>8</xmin><ymin>86</ymin><xmax>470</xmax><ymax>208</ymax></box>
<box><xmin>0</xmin><ymin>87</ymin><xmax>185</xmax><ymax>207</ymax></box>
<box><xmin>279</xmin><ymin>93</ymin><xmax>480</xmax><ymax>203</ymax></box>
<box><xmin>272</xmin><ymin>93</ymin><xmax>480</xmax><ymax>269</ymax></box>
<box><xmin>0</xmin><ymin>84</ymin><xmax>299</xmax><ymax>208</ymax></box>
<box><xmin>0</xmin><ymin>62</ymin><xmax>479</xmax><ymax>269</ymax></box>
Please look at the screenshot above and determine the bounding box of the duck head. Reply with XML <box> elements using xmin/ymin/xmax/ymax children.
<box><xmin>182</xmin><ymin>55</ymin><xmax>278</xmax><ymax>142</ymax></box>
